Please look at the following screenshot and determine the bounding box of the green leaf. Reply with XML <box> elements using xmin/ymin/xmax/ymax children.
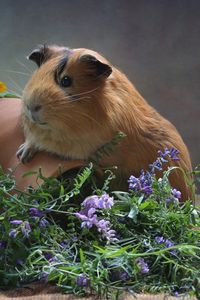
<box><xmin>128</xmin><ymin>205</ymin><xmax>139</xmax><ymax>221</ymax></box>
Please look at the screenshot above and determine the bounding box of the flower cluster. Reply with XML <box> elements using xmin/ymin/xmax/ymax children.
<box><xmin>166</xmin><ymin>188</ymin><xmax>182</xmax><ymax>205</ymax></box>
<box><xmin>128</xmin><ymin>170</ymin><xmax>153</xmax><ymax>195</ymax></box>
<box><xmin>128</xmin><ymin>147</ymin><xmax>181</xmax><ymax>196</ymax></box>
<box><xmin>9</xmin><ymin>220</ymin><xmax>31</xmax><ymax>238</ymax></box>
<box><xmin>29</xmin><ymin>207</ymin><xmax>49</xmax><ymax>228</ymax></box>
<box><xmin>8</xmin><ymin>207</ymin><xmax>50</xmax><ymax>239</ymax></box>
<box><xmin>75</xmin><ymin>194</ymin><xmax>117</xmax><ymax>243</ymax></box>
<box><xmin>150</xmin><ymin>147</ymin><xmax>180</xmax><ymax>173</ymax></box>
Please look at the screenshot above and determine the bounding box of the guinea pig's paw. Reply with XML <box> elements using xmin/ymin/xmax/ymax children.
<box><xmin>16</xmin><ymin>143</ymin><xmax>37</xmax><ymax>163</ymax></box>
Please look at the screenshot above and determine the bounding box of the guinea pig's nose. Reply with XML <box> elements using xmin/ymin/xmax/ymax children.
<box><xmin>28</xmin><ymin>104</ymin><xmax>42</xmax><ymax>112</ymax></box>
<box><xmin>32</xmin><ymin>104</ymin><xmax>42</xmax><ymax>112</ymax></box>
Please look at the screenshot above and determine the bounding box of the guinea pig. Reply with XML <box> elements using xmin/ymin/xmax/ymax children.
<box><xmin>17</xmin><ymin>44</ymin><xmax>193</xmax><ymax>200</ymax></box>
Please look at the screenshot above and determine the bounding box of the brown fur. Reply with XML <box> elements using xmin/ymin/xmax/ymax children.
<box><xmin>19</xmin><ymin>45</ymin><xmax>193</xmax><ymax>200</ymax></box>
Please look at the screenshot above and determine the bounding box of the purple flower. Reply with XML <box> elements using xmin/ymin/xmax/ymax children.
<box><xmin>75</xmin><ymin>208</ymin><xmax>98</xmax><ymax>229</ymax></box>
<box><xmin>165</xmin><ymin>239</ymin><xmax>174</xmax><ymax>248</ymax></box>
<box><xmin>97</xmin><ymin>194</ymin><xmax>114</xmax><ymax>209</ymax></box>
<box><xmin>76</xmin><ymin>273</ymin><xmax>90</xmax><ymax>287</ymax></box>
<box><xmin>49</xmin><ymin>256</ymin><xmax>60</xmax><ymax>263</ymax></box>
<box><xmin>149</xmin><ymin>147</ymin><xmax>180</xmax><ymax>174</ymax></box>
<box><xmin>128</xmin><ymin>175</ymin><xmax>140</xmax><ymax>190</ymax></box>
<box><xmin>25</xmin><ymin>222</ymin><xmax>31</xmax><ymax>231</ymax></box>
<box><xmin>0</xmin><ymin>241</ymin><xmax>7</xmax><ymax>248</ymax></box>
<box><xmin>75</xmin><ymin>194</ymin><xmax>117</xmax><ymax>243</ymax></box>
<box><xmin>60</xmin><ymin>241</ymin><xmax>69</xmax><ymax>249</ymax></box>
<box><xmin>155</xmin><ymin>236</ymin><xmax>176</xmax><ymax>254</ymax></box>
<box><xmin>96</xmin><ymin>219</ymin><xmax>117</xmax><ymax>243</ymax></box>
<box><xmin>170</xmin><ymin>148</ymin><xmax>180</xmax><ymax>161</ymax></box>
<box><xmin>158</xmin><ymin>147</ymin><xmax>180</xmax><ymax>161</ymax></box>
<box><xmin>97</xmin><ymin>219</ymin><xmax>110</xmax><ymax>231</ymax></box>
<box><xmin>128</xmin><ymin>171</ymin><xmax>153</xmax><ymax>196</ymax></box>
<box><xmin>149</xmin><ymin>159</ymin><xmax>163</xmax><ymax>172</ymax></box>
<box><xmin>136</xmin><ymin>257</ymin><xmax>149</xmax><ymax>274</ymax></box>
<box><xmin>171</xmin><ymin>188</ymin><xmax>181</xmax><ymax>199</ymax></box>
<box><xmin>10</xmin><ymin>220</ymin><xmax>23</xmax><ymax>225</ymax></box>
<box><xmin>44</xmin><ymin>252</ymin><xmax>53</xmax><ymax>260</ymax></box>
<box><xmin>166</xmin><ymin>197</ymin><xmax>179</xmax><ymax>207</ymax></box>
<box><xmin>39</xmin><ymin>219</ymin><xmax>49</xmax><ymax>227</ymax></box>
<box><xmin>82</xmin><ymin>195</ymin><xmax>99</xmax><ymax>208</ymax></box>
<box><xmin>158</xmin><ymin>148</ymin><xmax>170</xmax><ymax>162</ymax></box>
<box><xmin>119</xmin><ymin>271</ymin><xmax>130</xmax><ymax>281</ymax></box>
<box><xmin>82</xmin><ymin>194</ymin><xmax>114</xmax><ymax>210</ymax></box>
<box><xmin>155</xmin><ymin>236</ymin><xmax>165</xmax><ymax>244</ymax></box>
<box><xmin>9</xmin><ymin>229</ymin><xmax>18</xmax><ymax>238</ymax></box>
<box><xmin>75</xmin><ymin>210</ymin><xmax>117</xmax><ymax>243</ymax></box>
<box><xmin>29</xmin><ymin>208</ymin><xmax>44</xmax><ymax>217</ymax></box>
<box><xmin>16</xmin><ymin>259</ymin><xmax>24</xmax><ymax>265</ymax></box>
<box><xmin>21</xmin><ymin>221</ymin><xmax>31</xmax><ymax>238</ymax></box>
<box><xmin>142</xmin><ymin>185</ymin><xmax>153</xmax><ymax>194</ymax></box>
<box><xmin>39</xmin><ymin>272</ymin><xmax>49</xmax><ymax>283</ymax></box>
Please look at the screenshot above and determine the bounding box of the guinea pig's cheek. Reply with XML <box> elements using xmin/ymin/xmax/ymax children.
<box><xmin>23</xmin><ymin>105</ymin><xmax>32</xmax><ymax>121</ymax></box>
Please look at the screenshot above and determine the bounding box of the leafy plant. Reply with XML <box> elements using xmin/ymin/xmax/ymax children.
<box><xmin>0</xmin><ymin>142</ymin><xmax>199</xmax><ymax>299</ymax></box>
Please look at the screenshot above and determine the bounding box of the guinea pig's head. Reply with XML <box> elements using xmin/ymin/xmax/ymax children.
<box><xmin>22</xmin><ymin>45</ymin><xmax>112</xmax><ymax>134</ymax></box>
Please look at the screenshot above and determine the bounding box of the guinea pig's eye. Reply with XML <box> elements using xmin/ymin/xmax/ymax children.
<box><xmin>60</xmin><ymin>76</ymin><xmax>72</xmax><ymax>88</ymax></box>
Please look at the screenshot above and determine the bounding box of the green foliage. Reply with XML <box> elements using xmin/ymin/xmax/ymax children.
<box><xmin>0</xmin><ymin>161</ymin><xmax>199</xmax><ymax>299</ymax></box>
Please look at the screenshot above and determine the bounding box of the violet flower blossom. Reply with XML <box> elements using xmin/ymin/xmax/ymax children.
<box><xmin>29</xmin><ymin>207</ymin><xmax>44</xmax><ymax>217</ymax></box>
<box><xmin>150</xmin><ymin>147</ymin><xmax>180</xmax><ymax>173</ymax></box>
<box><xmin>136</xmin><ymin>257</ymin><xmax>149</xmax><ymax>274</ymax></box>
<box><xmin>166</xmin><ymin>188</ymin><xmax>182</xmax><ymax>205</ymax></box>
<box><xmin>10</xmin><ymin>220</ymin><xmax>23</xmax><ymax>225</ymax></box>
<box><xmin>171</xmin><ymin>188</ymin><xmax>181</xmax><ymax>199</ymax></box>
<box><xmin>9</xmin><ymin>229</ymin><xmax>18</xmax><ymax>238</ymax></box>
<box><xmin>75</xmin><ymin>193</ymin><xmax>117</xmax><ymax>243</ymax></box>
<box><xmin>39</xmin><ymin>219</ymin><xmax>49</xmax><ymax>227</ymax></box>
<box><xmin>128</xmin><ymin>147</ymin><xmax>181</xmax><ymax>195</ymax></box>
<box><xmin>76</xmin><ymin>273</ymin><xmax>90</xmax><ymax>287</ymax></box>
<box><xmin>119</xmin><ymin>271</ymin><xmax>130</xmax><ymax>281</ymax></box>
<box><xmin>128</xmin><ymin>171</ymin><xmax>153</xmax><ymax>195</ymax></box>
<box><xmin>82</xmin><ymin>194</ymin><xmax>114</xmax><ymax>209</ymax></box>
<box><xmin>21</xmin><ymin>221</ymin><xmax>31</xmax><ymax>238</ymax></box>
<box><xmin>75</xmin><ymin>207</ymin><xmax>98</xmax><ymax>229</ymax></box>
<box><xmin>155</xmin><ymin>236</ymin><xmax>176</xmax><ymax>254</ymax></box>
<box><xmin>0</xmin><ymin>241</ymin><xmax>7</xmax><ymax>248</ymax></box>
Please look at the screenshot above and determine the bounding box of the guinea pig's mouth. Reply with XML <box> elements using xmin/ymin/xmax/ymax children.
<box><xmin>37</xmin><ymin>122</ymin><xmax>48</xmax><ymax>126</ymax></box>
<box><xmin>29</xmin><ymin>115</ymin><xmax>47</xmax><ymax>126</ymax></box>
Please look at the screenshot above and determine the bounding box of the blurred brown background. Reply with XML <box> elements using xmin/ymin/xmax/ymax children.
<box><xmin>0</xmin><ymin>0</ymin><xmax>199</xmax><ymax>167</ymax></box>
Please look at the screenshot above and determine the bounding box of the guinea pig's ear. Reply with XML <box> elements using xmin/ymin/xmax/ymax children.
<box><xmin>28</xmin><ymin>45</ymin><xmax>51</xmax><ymax>67</ymax></box>
<box><xmin>80</xmin><ymin>54</ymin><xmax>112</xmax><ymax>79</ymax></box>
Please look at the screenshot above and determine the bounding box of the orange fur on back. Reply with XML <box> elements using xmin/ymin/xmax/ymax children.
<box><xmin>20</xmin><ymin>45</ymin><xmax>193</xmax><ymax>200</ymax></box>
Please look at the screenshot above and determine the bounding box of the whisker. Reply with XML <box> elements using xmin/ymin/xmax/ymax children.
<box><xmin>7</xmin><ymin>76</ymin><xmax>23</xmax><ymax>94</ymax></box>
<box><xmin>16</xmin><ymin>59</ymin><xmax>33</xmax><ymax>73</ymax></box>
<box><xmin>70</xmin><ymin>87</ymin><xmax>99</xmax><ymax>98</ymax></box>
<box><xmin>68</xmin><ymin>95</ymin><xmax>92</xmax><ymax>103</ymax></box>
<box><xmin>74</xmin><ymin>110</ymin><xmax>103</xmax><ymax>127</ymax></box>
<box><xmin>56</xmin><ymin>107</ymin><xmax>103</xmax><ymax>128</ymax></box>
<box><xmin>50</xmin><ymin>95</ymin><xmax>92</xmax><ymax>105</ymax></box>
<box><xmin>3</xmin><ymin>69</ymin><xmax>30</xmax><ymax>76</ymax></box>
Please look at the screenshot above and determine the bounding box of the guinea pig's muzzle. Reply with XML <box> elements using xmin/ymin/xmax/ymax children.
<box><xmin>25</xmin><ymin>103</ymin><xmax>46</xmax><ymax>125</ymax></box>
